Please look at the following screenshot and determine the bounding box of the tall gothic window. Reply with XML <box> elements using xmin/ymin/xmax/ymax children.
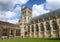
<box><xmin>28</xmin><ymin>26</ymin><xmax>30</xmax><ymax>33</ymax></box>
<box><xmin>16</xmin><ymin>29</ymin><xmax>20</xmax><ymax>36</ymax></box>
<box><xmin>11</xmin><ymin>30</ymin><xmax>13</xmax><ymax>35</ymax></box>
<box><xmin>32</xmin><ymin>25</ymin><xmax>34</xmax><ymax>32</ymax></box>
<box><xmin>2</xmin><ymin>29</ymin><xmax>8</xmax><ymax>36</ymax></box>
<box><xmin>46</xmin><ymin>22</ymin><xmax>50</xmax><ymax>31</ymax></box>
<box><xmin>36</xmin><ymin>24</ymin><xmax>39</xmax><ymax>32</ymax></box>
<box><xmin>40</xmin><ymin>23</ymin><xmax>44</xmax><ymax>31</ymax></box>
<box><xmin>52</xmin><ymin>20</ymin><xmax>58</xmax><ymax>30</ymax></box>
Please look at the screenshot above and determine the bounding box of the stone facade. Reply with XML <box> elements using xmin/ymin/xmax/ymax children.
<box><xmin>0</xmin><ymin>7</ymin><xmax>60</xmax><ymax>39</ymax></box>
<box><xmin>19</xmin><ymin>7</ymin><xmax>60</xmax><ymax>38</ymax></box>
<box><xmin>0</xmin><ymin>21</ymin><xmax>20</xmax><ymax>39</ymax></box>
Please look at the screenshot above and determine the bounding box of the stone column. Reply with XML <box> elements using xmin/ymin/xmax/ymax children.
<box><xmin>56</xmin><ymin>18</ymin><xmax>60</xmax><ymax>38</ymax></box>
<box><xmin>44</xmin><ymin>22</ymin><xmax>47</xmax><ymax>38</ymax></box>
<box><xmin>21</xmin><ymin>24</ymin><xmax>25</xmax><ymax>38</ymax></box>
<box><xmin>9</xmin><ymin>29</ymin><xmax>11</xmax><ymax>39</ymax></box>
<box><xmin>28</xmin><ymin>25</ymin><xmax>30</xmax><ymax>38</ymax></box>
<box><xmin>38</xmin><ymin>23</ymin><xmax>40</xmax><ymax>38</ymax></box>
<box><xmin>30</xmin><ymin>25</ymin><xmax>32</xmax><ymax>38</ymax></box>
<box><xmin>34</xmin><ymin>24</ymin><xmax>36</xmax><ymax>38</ymax></box>
<box><xmin>13</xmin><ymin>29</ymin><xmax>16</xmax><ymax>39</ymax></box>
<box><xmin>50</xmin><ymin>20</ymin><xmax>53</xmax><ymax>38</ymax></box>
<box><xmin>26</xmin><ymin>26</ymin><xmax>28</xmax><ymax>38</ymax></box>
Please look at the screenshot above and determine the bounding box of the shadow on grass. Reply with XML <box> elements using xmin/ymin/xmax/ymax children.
<box><xmin>45</xmin><ymin>38</ymin><xmax>60</xmax><ymax>40</ymax></box>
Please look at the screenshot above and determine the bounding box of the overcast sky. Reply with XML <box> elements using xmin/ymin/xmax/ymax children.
<box><xmin>0</xmin><ymin>0</ymin><xmax>60</xmax><ymax>24</ymax></box>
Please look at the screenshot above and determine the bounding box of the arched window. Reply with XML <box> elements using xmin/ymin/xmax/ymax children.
<box><xmin>46</xmin><ymin>22</ymin><xmax>50</xmax><ymax>31</ymax></box>
<box><xmin>40</xmin><ymin>23</ymin><xmax>44</xmax><ymax>31</ymax></box>
<box><xmin>52</xmin><ymin>20</ymin><xmax>58</xmax><ymax>30</ymax></box>
<box><xmin>32</xmin><ymin>25</ymin><xmax>34</xmax><ymax>32</ymax></box>
<box><xmin>16</xmin><ymin>29</ymin><xmax>20</xmax><ymax>36</ymax></box>
<box><xmin>36</xmin><ymin>24</ymin><xmax>39</xmax><ymax>32</ymax></box>
<box><xmin>2</xmin><ymin>29</ymin><xmax>8</xmax><ymax>36</ymax></box>
<box><xmin>28</xmin><ymin>26</ymin><xmax>30</xmax><ymax>32</ymax></box>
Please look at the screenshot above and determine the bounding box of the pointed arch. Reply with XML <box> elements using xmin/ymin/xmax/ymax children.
<box><xmin>40</xmin><ymin>23</ymin><xmax>44</xmax><ymax>31</ymax></box>
<box><xmin>52</xmin><ymin>20</ymin><xmax>58</xmax><ymax>30</ymax></box>
<box><xmin>28</xmin><ymin>26</ymin><xmax>30</xmax><ymax>32</ymax></box>
<box><xmin>32</xmin><ymin>25</ymin><xmax>34</xmax><ymax>32</ymax></box>
<box><xmin>36</xmin><ymin>24</ymin><xmax>39</xmax><ymax>32</ymax></box>
<box><xmin>46</xmin><ymin>22</ymin><xmax>50</xmax><ymax>31</ymax></box>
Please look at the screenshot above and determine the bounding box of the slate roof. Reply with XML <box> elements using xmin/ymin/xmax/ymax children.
<box><xmin>30</xmin><ymin>9</ymin><xmax>60</xmax><ymax>24</ymax></box>
<box><xmin>0</xmin><ymin>21</ymin><xmax>19</xmax><ymax>27</ymax></box>
<box><xmin>21</xmin><ymin>6</ymin><xmax>32</xmax><ymax>11</ymax></box>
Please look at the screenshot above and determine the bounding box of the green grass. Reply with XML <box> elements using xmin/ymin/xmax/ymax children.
<box><xmin>0</xmin><ymin>38</ymin><xmax>60</xmax><ymax>42</ymax></box>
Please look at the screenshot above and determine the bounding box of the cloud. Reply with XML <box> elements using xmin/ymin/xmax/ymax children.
<box><xmin>14</xmin><ymin>0</ymin><xmax>29</xmax><ymax>5</ymax></box>
<box><xmin>0</xmin><ymin>0</ymin><xmax>29</xmax><ymax>24</ymax></box>
<box><xmin>7</xmin><ymin>19</ymin><xmax>19</xmax><ymax>24</ymax></box>
<box><xmin>0</xmin><ymin>11</ymin><xmax>17</xmax><ymax>22</ymax></box>
<box><xmin>5</xmin><ymin>11</ymin><xmax>16</xmax><ymax>19</ymax></box>
<box><xmin>46</xmin><ymin>0</ymin><xmax>60</xmax><ymax>10</ymax></box>
<box><xmin>32</xmin><ymin>4</ymin><xmax>49</xmax><ymax>17</ymax></box>
<box><xmin>1</xmin><ymin>0</ymin><xmax>60</xmax><ymax>24</ymax></box>
<box><xmin>0</xmin><ymin>12</ymin><xmax>8</xmax><ymax>22</ymax></box>
<box><xmin>0</xmin><ymin>0</ymin><xmax>29</xmax><ymax>11</ymax></box>
<box><xmin>0</xmin><ymin>0</ymin><xmax>13</xmax><ymax>11</ymax></box>
<box><xmin>32</xmin><ymin>0</ymin><xmax>60</xmax><ymax>17</ymax></box>
<box><xmin>14</xmin><ymin>4</ymin><xmax>21</xmax><ymax>14</ymax></box>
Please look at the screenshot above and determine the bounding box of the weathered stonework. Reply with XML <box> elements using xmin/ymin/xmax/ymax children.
<box><xmin>0</xmin><ymin>7</ymin><xmax>60</xmax><ymax>39</ymax></box>
<box><xmin>19</xmin><ymin>7</ymin><xmax>60</xmax><ymax>38</ymax></box>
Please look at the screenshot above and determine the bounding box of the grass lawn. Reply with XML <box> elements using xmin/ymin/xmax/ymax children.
<box><xmin>0</xmin><ymin>38</ymin><xmax>60</xmax><ymax>42</ymax></box>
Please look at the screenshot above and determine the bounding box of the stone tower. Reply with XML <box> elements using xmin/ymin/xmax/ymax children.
<box><xmin>20</xmin><ymin>7</ymin><xmax>32</xmax><ymax>38</ymax></box>
<box><xmin>21</xmin><ymin>7</ymin><xmax>32</xmax><ymax>24</ymax></box>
